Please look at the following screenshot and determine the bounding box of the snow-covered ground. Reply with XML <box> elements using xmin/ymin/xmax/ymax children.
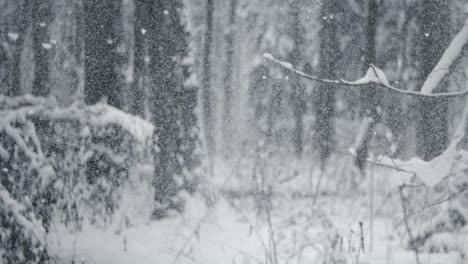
<box><xmin>47</xmin><ymin>164</ymin><xmax>466</xmax><ymax>264</ymax></box>
<box><xmin>48</xmin><ymin>197</ymin><xmax>266</xmax><ymax>264</ymax></box>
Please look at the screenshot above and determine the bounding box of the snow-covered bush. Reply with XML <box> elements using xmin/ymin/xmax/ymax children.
<box><xmin>0</xmin><ymin>94</ymin><xmax>158</xmax><ymax>261</ymax></box>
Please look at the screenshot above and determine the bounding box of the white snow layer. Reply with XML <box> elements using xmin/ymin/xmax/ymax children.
<box><xmin>45</xmin><ymin>103</ymin><xmax>155</xmax><ymax>142</ymax></box>
<box><xmin>345</xmin><ymin>65</ymin><xmax>390</xmax><ymax>87</ymax></box>
<box><xmin>0</xmin><ymin>95</ymin><xmax>154</xmax><ymax>143</ymax></box>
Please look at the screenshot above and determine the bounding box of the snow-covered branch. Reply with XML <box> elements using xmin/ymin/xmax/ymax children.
<box><xmin>263</xmin><ymin>53</ymin><xmax>468</xmax><ymax>98</ymax></box>
<box><xmin>421</xmin><ymin>18</ymin><xmax>468</xmax><ymax>94</ymax></box>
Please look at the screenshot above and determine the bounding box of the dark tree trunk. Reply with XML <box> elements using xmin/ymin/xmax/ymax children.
<box><xmin>31</xmin><ymin>0</ymin><xmax>52</xmax><ymax>97</ymax></box>
<box><xmin>355</xmin><ymin>0</ymin><xmax>378</xmax><ymax>170</ymax></box>
<box><xmin>147</xmin><ymin>0</ymin><xmax>199</xmax><ymax>218</ymax></box>
<box><xmin>130</xmin><ymin>0</ymin><xmax>150</xmax><ymax>117</ymax></box>
<box><xmin>416</xmin><ymin>0</ymin><xmax>450</xmax><ymax>160</ymax></box>
<box><xmin>222</xmin><ymin>0</ymin><xmax>238</xmax><ymax>154</ymax></box>
<box><xmin>9</xmin><ymin>0</ymin><xmax>32</xmax><ymax>96</ymax></box>
<box><xmin>83</xmin><ymin>0</ymin><xmax>122</xmax><ymax>108</ymax></box>
<box><xmin>202</xmin><ymin>0</ymin><xmax>215</xmax><ymax>154</ymax></box>
<box><xmin>315</xmin><ymin>0</ymin><xmax>338</xmax><ymax>166</ymax></box>
<box><xmin>289</xmin><ymin>0</ymin><xmax>306</xmax><ymax>157</ymax></box>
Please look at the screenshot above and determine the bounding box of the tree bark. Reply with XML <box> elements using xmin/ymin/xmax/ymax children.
<box><xmin>416</xmin><ymin>0</ymin><xmax>450</xmax><ymax>160</ymax></box>
<box><xmin>315</xmin><ymin>0</ymin><xmax>338</xmax><ymax>166</ymax></box>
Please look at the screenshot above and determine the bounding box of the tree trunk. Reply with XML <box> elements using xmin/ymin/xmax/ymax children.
<box><xmin>202</xmin><ymin>0</ymin><xmax>215</xmax><ymax>154</ymax></box>
<box><xmin>315</xmin><ymin>0</ymin><xmax>338</xmax><ymax>166</ymax></box>
<box><xmin>147</xmin><ymin>0</ymin><xmax>199</xmax><ymax>218</ymax></box>
<box><xmin>74</xmin><ymin>0</ymin><xmax>85</xmax><ymax>100</ymax></box>
<box><xmin>31</xmin><ymin>0</ymin><xmax>52</xmax><ymax>97</ymax></box>
<box><xmin>83</xmin><ymin>0</ymin><xmax>122</xmax><ymax>108</ymax></box>
<box><xmin>416</xmin><ymin>0</ymin><xmax>450</xmax><ymax>160</ymax></box>
<box><xmin>355</xmin><ymin>0</ymin><xmax>378</xmax><ymax>170</ymax></box>
<box><xmin>222</xmin><ymin>0</ymin><xmax>238</xmax><ymax>154</ymax></box>
<box><xmin>130</xmin><ymin>0</ymin><xmax>150</xmax><ymax>117</ymax></box>
<box><xmin>290</xmin><ymin>0</ymin><xmax>306</xmax><ymax>157</ymax></box>
<box><xmin>9</xmin><ymin>0</ymin><xmax>32</xmax><ymax>96</ymax></box>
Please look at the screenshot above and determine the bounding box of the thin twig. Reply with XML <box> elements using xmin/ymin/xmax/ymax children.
<box><xmin>399</xmin><ymin>185</ymin><xmax>421</xmax><ymax>264</ymax></box>
<box><xmin>395</xmin><ymin>186</ymin><xmax>468</xmax><ymax>228</ymax></box>
<box><xmin>225</xmin><ymin>197</ymin><xmax>272</xmax><ymax>263</ymax></box>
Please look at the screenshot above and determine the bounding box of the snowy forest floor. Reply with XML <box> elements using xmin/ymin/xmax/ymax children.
<box><xmin>45</xmin><ymin>158</ymin><xmax>465</xmax><ymax>264</ymax></box>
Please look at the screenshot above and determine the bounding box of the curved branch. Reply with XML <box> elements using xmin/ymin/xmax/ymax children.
<box><xmin>421</xmin><ymin>18</ymin><xmax>468</xmax><ymax>94</ymax></box>
<box><xmin>263</xmin><ymin>53</ymin><xmax>468</xmax><ymax>99</ymax></box>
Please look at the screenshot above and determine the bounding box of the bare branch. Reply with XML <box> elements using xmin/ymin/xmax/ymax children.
<box><xmin>396</xmin><ymin>186</ymin><xmax>468</xmax><ymax>228</ymax></box>
<box><xmin>263</xmin><ymin>53</ymin><xmax>468</xmax><ymax>98</ymax></box>
<box><xmin>399</xmin><ymin>185</ymin><xmax>421</xmax><ymax>264</ymax></box>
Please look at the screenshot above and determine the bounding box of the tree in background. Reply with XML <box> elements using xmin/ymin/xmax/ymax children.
<box><xmin>130</xmin><ymin>0</ymin><xmax>150</xmax><ymax>118</ymax></box>
<box><xmin>31</xmin><ymin>0</ymin><xmax>52</xmax><ymax>97</ymax></box>
<box><xmin>222</xmin><ymin>0</ymin><xmax>238</xmax><ymax>155</ymax></box>
<box><xmin>83</xmin><ymin>0</ymin><xmax>122</xmax><ymax>108</ymax></box>
<box><xmin>354</xmin><ymin>0</ymin><xmax>379</xmax><ymax>170</ymax></box>
<box><xmin>202</xmin><ymin>0</ymin><xmax>215</xmax><ymax>155</ymax></box>
<box><xmin>315</xmin><ymin>0</ymin><xmax>338</xmax><ymax>166</ymax></box>
<box><xmin>74</xmin><ymin>0</ymin><xmax>85</xmax><ymax>101</ymax></box>
<box><xmin>148</xmin><ymin>0</ymin><xmax>200</xmax><ymax>218</ymax></box>
<box><xmin>289</xmin><ymin>0</ymin><xmax>306</xmax><ymax>157</ymax></box>
<box><xmin>415</xmin><ymin>0</ymin><xmax>451</xmax><ymax>160</ymax></box>
<box><xmin>8</xmin><ymin>1</ymin><xmax>32</xmax><ymax>96</ymax></box>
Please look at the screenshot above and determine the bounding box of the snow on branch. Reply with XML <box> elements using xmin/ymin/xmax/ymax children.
<box><xmin>0</xmin><ymin>185</ymin><xmax>46</xmax><ymax>245</ymax></box>
<box><xmin>263</xmin><ymin>53</ymin><xmax>468</xmax><ymax>98</ymax></box>
<box><xmin>355</xmin><ymin>98</ymin><xmax>468</xmax><ymax>187</ymax></box>
<box><xmin>369</xmin><ymin>138</ymin><xmax>459</xmax><ymax>187</ymax></box>
<box><xmin>0</xmin><ymin>95</ymin><xmax>154</xmax><ymax>143</ymax></box>
<box><xmin>343</xmin><ymin>65</ymin><xmax>390</xmax><ymax>87</ymax></box>
<box><xmin>421</xmin><ymin>18</ymin><xmax>468</xmax><ymax>94</ymax></box>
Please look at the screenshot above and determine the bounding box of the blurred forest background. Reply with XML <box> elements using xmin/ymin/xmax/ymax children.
<box><xmin>2</xmin><ymin>0</ymin><xmax>468</xmax><ymax>263</ymax></box>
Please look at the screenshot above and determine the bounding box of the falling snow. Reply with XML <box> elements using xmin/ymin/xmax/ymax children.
<box><xmin>1</xmin><ymin>1</ymin><xmax>468</xmax><ymax>263</ymax></box>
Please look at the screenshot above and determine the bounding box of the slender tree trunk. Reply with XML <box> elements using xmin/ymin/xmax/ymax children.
<box><xmin>31</xmin><ymin>0</ymin><xmax>52</xmax><ymax>97</ymax></box>
<box><xmin>74</xmin><ymin>0</ymin><xmax>85</xmax><ymax>100</ymax></box>
<box><xmin>9</xmin><ymin>1</ymin><xmax>32</xmax><ymax>96</ymax></box>
<box><xmin>416</xmin><ymin>0</ymin><xmax>450</xmax><ymax>160</ymax></box>
<box><xmin>131</xmin><ymin>0</ymin><xmax>150</xmax><ymax>117</ymax></box>
<box><xmin>222</xmin><ymin>0</ymin><xmax>237</xmax><ymax>154</ymax></box>
<box><xmin>355</xmin><ymin>0</ymin><xmax>378</xmax><ymax>170</ymax></box>
<box><xmin>83</xmin><ymin>0</ymin><xmax>122</xmax><ymax>108</ymax></box>
<box><xmin>202</xmin><ymin>0</ymin><xmax>215</xmax><ymax>154</ymax></box>
<box><xmin>290</xmin><ymin>0</ymin><xmax>306</xmax><ymax>157</ymax></box>
<box><xmin>315</xmin><ymin>0</ymin><xmax>338</xmax><ymax>166</ymax></box>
